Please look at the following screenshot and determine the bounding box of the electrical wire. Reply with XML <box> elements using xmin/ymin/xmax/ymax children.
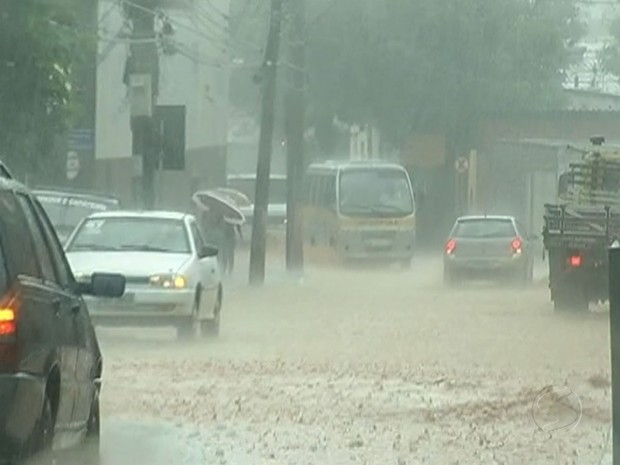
<box><xmin>229</xmin><ymin>0</ymin><xmax>254</xmax><ymax>37</ymax></box>
<box><xmin>98</xmin><ymin>1</ymin><xmax>119</xmax><ymax>25</ymax></box>
<box><xmin>168</xmin><ymin>38</ymin><xmax>228</xmax><ymax>68</ymax></box>
<box><xmin>204</xmin><ymin>0</ymin><xmax>229</xmax><ymax>20</ymax></box>
<box><xmin>194</xmin><ymin>0</ymin><xmax>229</xmax><ymax>32</ymax></box>
<box><xmin>120</xmin><ymin>0</ymin><xmax>228</xmax><ymax>50</ymax></box>
<box><xmin>179</xmin><ymin>0</ymin><xmax>230</xmax><ymax>47</ymax></box>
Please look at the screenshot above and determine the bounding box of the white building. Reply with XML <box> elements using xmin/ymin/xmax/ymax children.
<box><xmin>95</xmin><ymin>0</ymin><xmax>230</xmax><ymax>209</ymax></box>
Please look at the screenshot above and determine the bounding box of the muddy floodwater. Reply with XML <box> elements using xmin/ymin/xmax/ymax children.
<box><xmin>93</xmin><ymin>251</ymin><xmax>611</xmax><ymax>465</ymax></box>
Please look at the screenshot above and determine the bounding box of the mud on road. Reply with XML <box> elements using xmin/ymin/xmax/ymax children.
<box><xmin>96</xmin><ymin>254</ymin><xmax>611</xmax><ymax>465</ymax></box>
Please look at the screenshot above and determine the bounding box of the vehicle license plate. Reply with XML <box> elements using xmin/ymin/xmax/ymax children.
<box><xmin>367</xmin><ymin>238</ymin><xmax>392</xmax><ymax>248</ymax></box>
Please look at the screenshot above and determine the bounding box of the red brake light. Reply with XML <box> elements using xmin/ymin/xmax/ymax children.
<box><xmin>569</xmin><ymin>255</ymin><xmax>582</xmax><ymax>267</ymax></box>
<box><xmin>511</xmin><ymin>237</ymin><xmax>522</xmax><ymax>253</ymax></box>
<box><xmin>0</xmin><ymin>308</ymin><xmax>16</xmax><ymax>336</ymax></box>
<box><xmin>445</xmin><ymin>239</ymin><xmax>457</xmax><ymax>255</ymax></box>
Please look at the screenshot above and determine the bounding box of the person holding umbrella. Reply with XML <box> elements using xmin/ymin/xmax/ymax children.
<box><xmin>192</xmin><ymin>189</ymin><xmax>246</xmax><ymax>275</ymax></box>
<box><xmin>222</xmin><ymin>220</ymin><xmax>242</xmax><ymax>274</ymax></box>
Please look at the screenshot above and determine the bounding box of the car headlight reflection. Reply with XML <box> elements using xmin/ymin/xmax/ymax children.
<box><xmin>149</xmin><ymin>274</ymin><xmax>187</xmax><ymax>289</ymax></box>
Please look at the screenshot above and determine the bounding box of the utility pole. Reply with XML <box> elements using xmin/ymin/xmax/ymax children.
<box><xmin>124</xmin><ymin>0</ymin><xmax>159</xmax><ymax>209</ymax></box>
<box><xmin>609</xmin><ymin>241</ymin><xmax>620</xmax><ymax>465</ymax></box>
<box><xmin>249</xmin><ymin>0</ymin><xmax>285</xmax><ymax>286</ymax></box>
<box><xmin>284</xmin><ymin>0</ymin><xmax>306</xmax><ymax>274</ymax></box>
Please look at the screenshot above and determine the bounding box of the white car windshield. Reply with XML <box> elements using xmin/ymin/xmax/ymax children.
<box><xmin>67</xmin><ymin>217</ymin><xmax>191</xmax><ymax>254</ymax></box>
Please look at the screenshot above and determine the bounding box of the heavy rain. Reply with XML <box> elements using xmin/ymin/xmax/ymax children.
<box><xmin>0</xmin><ymin>1</ymin><xmax>618</xmax><ymax>465</ymax></box>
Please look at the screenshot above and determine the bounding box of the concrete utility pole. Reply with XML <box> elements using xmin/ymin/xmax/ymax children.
<box><xmin>249</xmin><ymin>0</ymin><xmax>285</xmax><ymax>286</ymax></box>
<box><xmin>125</xmin><ymin>0</ymin><xmax>159</xmax><ymax>209</ymax></box>
<box><xmin>284</xmin><ymin>0</ymin><xmax>306</xmax><ymax>274</ymax></box>
<box><xmin>609</xmin><ymin>241</ymin><xmax>620</xmax><ymax>465</ymax></box>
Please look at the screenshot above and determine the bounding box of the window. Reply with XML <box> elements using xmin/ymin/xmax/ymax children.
<box><xmin>190</xmin><ymin>221</ymin><xmax>206</xmax><ymax>254</ymax></box>
<box><xmin>32</xmin><ymin>199</ymin><xmax>73</xmax><ymax>288</ymax></box>
<box><xmin>338</xmin><ymin>169</ymin><xmax>414</xmax><ymax>217</ymax></box>
<box><xmin>16</xmin><ymin>194</ymin><xmax>57</xmax><ymax>283</ymax></box>
<box><xmin>0</xmin><ymin>192</ymin><xmax>39</xmax><ymax>279</ymax></box>
<box><xmin>307</xmin><ymin>175</ymin><xmax>319</xmax><ymax>206</ymax></box>
<box><xmin>67</xmin><ymin>217</ymin><xmax>191</xmax><ymax>254</ymax></box>
<box><xmin>454</xmin><ymin>219</ymin><xmax>517</xmax><ymax>238</ymax></box>
<box><xmin>320</xmin><ymin>175</ymin><xmax>336</xmax><ymax>210</ymax></box>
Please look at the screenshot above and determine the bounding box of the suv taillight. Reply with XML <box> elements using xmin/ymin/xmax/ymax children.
<box><xmin>0</xmin><ymin>295</ymin><xmax>17</xmax><ymax>342</ymax></box>
<box><xmin>511</xmin><ymin>237</ymin><xmax>522</xmax><ymax>254</ymax></box>
<box><xmin>445</xmin><ymin>239</ymin><xmax>457</xmax><ymax>255</ymax></box>
<box><xmin>0</xmin><ymin>308</ymin><xmax>15</xmax><ymax>337</ymax></box>
<box><xmin>569</xmin><ymin>254</ymin><xmax>582</xmax><ymax>267</ymax></box>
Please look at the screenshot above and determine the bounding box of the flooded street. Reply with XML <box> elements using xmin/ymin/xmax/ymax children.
<box><xmin>93</xmin><ymin>252</ymin><xmax>613</xmax><ymax>465</ymax></box>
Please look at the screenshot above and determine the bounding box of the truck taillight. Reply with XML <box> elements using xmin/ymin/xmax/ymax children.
<box><xmin>0</xmin><ymin>308</ymin><xmax>15</xmax><ymax>337</ymax></box>
<box><xmin>511</xmin><ymin>237</ymin><xmax>523</xmax><ymax>254</ymax></box>
<box><xmin>445</xmin><ymin>239</ymin><xmax>457</xmax><ymax>255</ymax></box>
<box><xmin>569</xmin><ymin>255</ymin><xmax>582</xmax><ymax>267</ymax></box>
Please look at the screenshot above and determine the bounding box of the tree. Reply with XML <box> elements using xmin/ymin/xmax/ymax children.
<box><xmin>601</xmin><ymin>15</ymin><xmax>620</xmax><ymax>80</ymax></box>
<box><xmin>306</xmin><ymin>0</ymin><xmax>584</xmax><ymax>154</ymax></box>
<box><xmin>0</xmin><ymin>0</ymin><xmax>88</xmax><ymax>180</ymax></box>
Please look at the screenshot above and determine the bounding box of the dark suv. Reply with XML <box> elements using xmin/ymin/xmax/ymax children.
<box><xmin>0</xmin><ymin>177</ymin><xmax>125</xmax><ymax>463</ymax></box>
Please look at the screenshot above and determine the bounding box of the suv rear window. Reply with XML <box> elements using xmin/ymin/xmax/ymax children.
<box><xmin>454</xmin><ymin>219</ymin><xmax>516</xmax><ymax>238</ymax></box>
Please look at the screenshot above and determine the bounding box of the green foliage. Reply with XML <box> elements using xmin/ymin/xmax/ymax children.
<box><xmin>0</xmin><ymin>0</ymin><xmax>88</xmax><ymax>176</ymax></box>
<box><xmin>306</xmin><ymin>0</ymin><xmax>584</xmax><ymax>149</ymax></box>
<box><xmin>601</xmin><ymin>15</ymin><xmax>620</xmax><ymax>78</ymax></box>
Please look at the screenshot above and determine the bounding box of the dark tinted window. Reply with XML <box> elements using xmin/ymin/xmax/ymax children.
<box><xmin>32</xmin><ymin>199</ymin><xmax>73</xmax><ymax>288</ymax></box>
<box><xmin>0</xmin><ymin>244</ymin><xmax>9</xmax><ymax>296</ymax></box>
<box><xmin>0</xmin><ymin>191</ymin><xmax>39</xmax><ymax>279</ymax></box>
<box><xmin>454</xmin><ymin>219</ymin><xmax>517</xmax><ymax>238</ymax></box>
<box><xmin>16</xmin><ymin>194</ymin><xmax>56</xmax><ymax>283</ymax></box>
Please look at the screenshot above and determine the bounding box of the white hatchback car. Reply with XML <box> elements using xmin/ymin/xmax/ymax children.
<box><xmin>64</xmin><ymin>210</ymin><xmax>223</xmax><ymax>339</ymax></box>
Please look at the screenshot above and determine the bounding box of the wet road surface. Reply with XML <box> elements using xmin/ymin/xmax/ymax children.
<box><xmin>86</xmin><ymin>252</ymin><xmax>612</xmax><ymax>465</ymax></box>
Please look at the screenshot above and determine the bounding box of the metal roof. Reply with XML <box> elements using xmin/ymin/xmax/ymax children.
<box><xmin>227</xmin><ymin>173</ymin><xmax>286</xmax><ymax>180</ymax></box>
<box><xmin>86</xmin><ymin>210</ymin><xmax>190</xmax><ymax>221</ymax></box>
<box><xmin>32</xmin><ymin>186</ymin><xmax>120</xmax><ymax>202</ymax></box>
<box><xmin>308</xmin><ymin>159</ymin><xmax>407</xmax><ymax>171</ymax></box>
<box><xmin>456</xmin><ymin>215</ymin><xmax>515</xmax><ymax>221</ymax></box>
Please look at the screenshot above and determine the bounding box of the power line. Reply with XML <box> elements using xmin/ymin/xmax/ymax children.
<box><xmin>98</xmin><ymin>1</ymin><xmax>119</xmax><ymax>25</ymax></box>
<box><xmin>179</xmin><ymin>0</ymin><xmax>230</xmax><ymax>47</ymax></box>
<box><xmin>194</xmin><ymin>0</ymin><xmax>229</xmax><ymax>32</ymax></box>
<box><xmin>120</xmin><ymin>0</ymin><xmax>228</xmax><ymax>51</ymax></box>
<box><xmin>203</xmin><ymin>0</ymin><xmax>229</xmax><ymax>20</ymax></box>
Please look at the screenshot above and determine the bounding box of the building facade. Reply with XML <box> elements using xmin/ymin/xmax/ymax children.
<box><xmin>95</xmin><ymin>0</ymin><xmax>230</xmax><ymax>210</ymax></box>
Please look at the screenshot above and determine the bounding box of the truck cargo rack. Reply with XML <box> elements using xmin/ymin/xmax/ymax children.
<box><xmin>543</xmin><ymin>204</ymin><xmax>620</xmax><ymax>240</ymax></box>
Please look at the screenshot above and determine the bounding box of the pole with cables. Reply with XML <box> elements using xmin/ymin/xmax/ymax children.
<box><xmin>284</xmin><ymin>0</ymin><xmax>306</xmax><ymax>275</ymax></box>
<box><xmin>124</xmin><ymin>0</ymin><xmax>159</xmax><ymax>210</ymax></box>
<box><xmin>249</xmin><ymin>0</ymin><xmax>284</xmax><ymax>286</ymax></box>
